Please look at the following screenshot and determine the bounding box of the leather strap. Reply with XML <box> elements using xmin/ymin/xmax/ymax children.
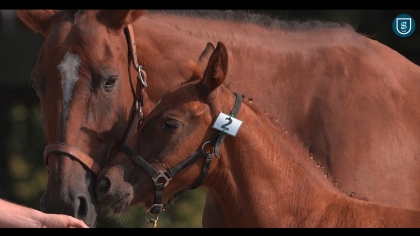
<box><xmin>126</xmin><ymin>24</ymin><xmax>140</xmax><ymax>69</ymax></box>
<box><xmin>122</xmin><ymin>24</ymin><xmax>146</xmax><ymax>145</ymax></box>
<box><xmin>43</xmin><ymin>142</ymin><xmax>102</xmax><ymax>176</ymax></box>
<box><xmin>213</xmin><ymin>92</ymin><xmax>242</xmax><ymax>158</ymax></box>
<box><xmin>190</xmin><ymin>153</ymin><xmax>213</xmax><ymax>189</ymax></box>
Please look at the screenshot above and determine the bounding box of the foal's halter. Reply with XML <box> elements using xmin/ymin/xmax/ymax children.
<box><xmin>43</xmin><ymin>24</ymin><xmax>145</xmax><ymax>176</ymax></box>
<box><xmin>120</xmin><ymin>92</ymin><xmax>243</xmax><ymax>222</ymax></box>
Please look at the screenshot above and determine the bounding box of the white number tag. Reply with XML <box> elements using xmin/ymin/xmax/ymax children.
<box><xmin>212</xmin><ymin>112</ymin><xmax>242</xmax><ymax>136</ymax></box>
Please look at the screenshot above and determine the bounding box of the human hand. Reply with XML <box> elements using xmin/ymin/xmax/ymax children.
<box><xmin>39</xmin><ymin>213</ymin><xmax>89</xmax><ymax>228</ymax></box>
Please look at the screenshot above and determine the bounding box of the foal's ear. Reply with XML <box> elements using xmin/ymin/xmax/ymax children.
<box><xmin>97</xmin><ymin>10</ymin><xmax>146</xmax><ymax>31</ymax></box>
<box><xmin>199</xmin><ymin>42</ymin><xmax>229</xmax><ymax>96</ymax></box>
<box><xmin>198</xmin><ymin>42</ymin><xmax>216</xmax><ymax>65</ymax></box>
<box><xmin>16</xmin><ymin>10</ymin><xmax>59</xmax><ymax>37</ymax></box>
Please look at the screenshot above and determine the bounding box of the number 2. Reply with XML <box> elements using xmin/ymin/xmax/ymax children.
<box><xmin>221</xmin><ymin>117</ymin><xmax>233</xmax><ymax>130</ymax></box>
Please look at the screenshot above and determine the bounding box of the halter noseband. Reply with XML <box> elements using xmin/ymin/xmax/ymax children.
<box><xmin>121</xmin><ymin>92</ymin><xmax>243</xmax><ymax>216</ymax></box>
<box><xmin>43</xmin><ymin>24</ymin><xmax>145</xmax><ymax>176</ymax></box>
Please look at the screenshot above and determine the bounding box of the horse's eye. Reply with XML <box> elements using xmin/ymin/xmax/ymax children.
<box><xmin>104</xmin><ymin>76</ymin><xmax>118</xmax><ymax>89</ymax></box>
<box><xmin>162</xmin><ymin>119</ymin><xmax>180</xmax><ymax>131</ymax></box>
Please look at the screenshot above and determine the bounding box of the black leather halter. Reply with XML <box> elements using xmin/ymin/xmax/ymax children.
<box><xmin>121</xmin><ymin>92</ymin><xmax>243</xmax><ymax>215</ymax></box>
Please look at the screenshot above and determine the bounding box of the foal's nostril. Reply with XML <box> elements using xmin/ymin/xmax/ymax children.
<box><xmin>97</xmin><ymin>177</ymin><xmax>111</xmax><ymax>195</ymax></box>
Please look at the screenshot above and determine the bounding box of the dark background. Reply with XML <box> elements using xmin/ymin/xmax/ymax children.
<box><xmin>0</xmin><ymin>10</ymin><xmax>419</xmax><ymax>227</ymax></box>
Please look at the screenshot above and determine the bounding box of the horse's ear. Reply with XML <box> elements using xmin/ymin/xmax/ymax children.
<box><xmin>16</xmin><ymin>10</ymin><xmax>59</xmax><ymax>37</ymax></box>
<box><xmin>199</xmin><ymin>42</ymin><xmax>228</xmax><ymax>96</ymax></box>
<box><xmin>198</xmin><ymin>42</ymin><xmax>216</xmax><ymax>65</ymax></box>
<box><xmin>96</xmin><ymin>10</ymin><xmax>146</xmax><ymax>30</ymax></box>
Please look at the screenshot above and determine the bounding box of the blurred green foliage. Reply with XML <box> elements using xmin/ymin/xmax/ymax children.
<box><xmin>1</xmin><ymin>10</ymin><xmax>419</xmax><ymax>228</ymax></box>
<box><xmin>96</xmin><ymin>188</ymin><xmax>207</xmax><ymax>228</ymax></box>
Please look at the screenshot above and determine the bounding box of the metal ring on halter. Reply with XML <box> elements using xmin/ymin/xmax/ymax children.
<box><xmin>201</xmin><ymin>141</ymin><xmax>214</xmax><ymax>156</ymax></box>
<box><xmin>145</xmin><ymin>213</ymin><xmax>159</xmax><ymax>228</ymax></box>
<box><xmin>137</xmin><ymin>66</ymin><xmax>147</xmax><ymax>87</ymax></box>
<box><xmin>152</xmin><ymin>170</ymin><xmax>172</xmax><ymax>187</ymax></box>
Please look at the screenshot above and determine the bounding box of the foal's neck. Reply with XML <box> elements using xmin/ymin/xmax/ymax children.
<box><xmin>205</xmin><ymin>90</ymin><xmax>420</xmax><ymax>227</ymax></box>
<box><xmin>204</xmin><ymin>90</ymin><xmax>332</xmax><ymax>227</ymax></box>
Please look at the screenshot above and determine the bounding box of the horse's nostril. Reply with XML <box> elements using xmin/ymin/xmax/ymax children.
<box><xmin>77</xmin><ymin>196</ymin><xmax>88</xmax><ymax>217</ymax></box>
<box><xmin>97</xmin><ymin>177</ymin><xmax>111</xmax><ymax>195</ymax></box>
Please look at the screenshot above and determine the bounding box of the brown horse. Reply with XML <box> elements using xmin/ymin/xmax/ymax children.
<box><xmin>16</xmin><ymin>10</ymin><xmax>420</xmax><ymax>227</ymax></box>
<box><xmin>95</xmin><ymin>42</ymin><xmax>420</xmax><ymax>227</ymax></box>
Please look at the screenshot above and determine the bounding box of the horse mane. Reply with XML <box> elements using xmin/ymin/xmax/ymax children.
<box><xmin>149</xmin><ymin>10</ymin><xmax>355</xmax><ymax>32</ymax></box>
<box><xmin>68</xmin><ymin>10</ymin><xmax>355</xmax><ymax>32</ymax></box>
<box><xmin>71</xmin><ymin>9</ymin><xmax>83</xmax><ymax>18</ymax></box>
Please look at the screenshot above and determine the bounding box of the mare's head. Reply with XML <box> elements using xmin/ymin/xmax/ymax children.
<box><xmin>95</xmin><ymin>42</ymin><xmax>230</xmax><ymax>215</ymax></box>
<box><xmin>16</xmin><ymin>10</ymin><xmax>146</xmax><ymax>227</ymax></box>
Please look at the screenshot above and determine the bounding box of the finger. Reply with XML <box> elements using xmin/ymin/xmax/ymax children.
<box><xmin>69</xmin><ymin>219</ymin><xmax>89</xmax><ymax>228</ymax></box>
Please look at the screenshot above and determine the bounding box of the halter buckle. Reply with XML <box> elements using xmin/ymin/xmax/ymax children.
<box><xmin>137</xmin><ymin>66</ymin><xmax>147</xmax><ymax>87</ymax></box>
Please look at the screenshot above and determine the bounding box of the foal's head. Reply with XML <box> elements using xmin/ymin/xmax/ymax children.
<box><xmin>96</xmin><ymin>42</ymin><xmax>231</xmax><ymax>215</ymax></box>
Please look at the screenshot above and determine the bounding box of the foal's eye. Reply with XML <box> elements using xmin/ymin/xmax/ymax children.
<box><xmin>162</xmin><ymin>119</ymin><xmax>180</xmax><ymax>131</ymax></box>
<box><xmin>104</xmin><ymin>76</ymin><xmax>118</xmax><ymax>89</ymax></box>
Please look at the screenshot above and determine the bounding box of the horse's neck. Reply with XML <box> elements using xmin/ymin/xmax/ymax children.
<box><xmin>206</xmin><ymin>92</ymin><xmax>420</xmax><ymax>227</ymax></box>
<box><xmin>133</xmin><ymin>11</ymin><xmax>358</xmax><ymax>131</ymax></box>
<box><xmin>132</xmin><ymin>12</ymin><xmax>299</xmax><ymax>105</ymax></box>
